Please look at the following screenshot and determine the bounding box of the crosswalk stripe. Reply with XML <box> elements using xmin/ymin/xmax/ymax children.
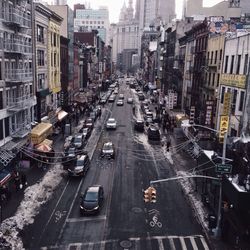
<box><xmin>190</xmin><ymin>237</ymin><xmax>198</xmax><ymax>250</ymax></box>
<box><xmin>99</xmin><ymin>240</ymin><xmax>105</xmax><ymax>250</ymax></box>
<box><xmin>169</xmin><ymin>238</ymin><xmax>176</xmax><ymax>250</ymax></box>
<box><xmin>66</xmin><ymin>215</ymin><xmax>106</xmax><ymax>223</ymax></box>
<box><xmin>87</xmin><ymin>242</ymin><xmax>94</xmax><ymax>250</ymax></box>
<box><xmin>67</xmin><ymin>243</ymin><xmax>81</xmax><ymax>250</ymax></box>
<box><xmin>200</xmin><ymin>236</ymin><xmax>210</xmax><ymax>250</ymax></box>
<box><xmin>180</xmin><ymin>237</ymin><xmax>187</xmax><ymax>250</ymax></box>
<box><xmin>157</xmin><ymin>238</ymin><xmax>165</xmax><ymax>250</ymax></box>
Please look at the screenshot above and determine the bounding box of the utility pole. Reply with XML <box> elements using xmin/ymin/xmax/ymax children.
<box><xmin>214</xmin><ymin>131</ymin><xmax>227</xmax><ymax>238</ymax></box>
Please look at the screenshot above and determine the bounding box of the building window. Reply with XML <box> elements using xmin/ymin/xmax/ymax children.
<box><xmin>0</xmin><ymin>90</ymin><xmax>3</xmax><ymax>109</ymax></box>
<box><xmin>212</xmin><ymin>73</ymin><xmax>216</xmax><ymax>86</ymax></box>
<box><xmin>207</xmin><ymin>52</ymin><xmax>210</xmax><ymax>64</ymax></box>
<box><xmin>38</xmin><ymin>74</ymin><xmax>45</xmax><ymax>90</ymax></box>
<box><xmin>0</xmin><ymin>120</ymin><xmax>3</xmax><ymax>140</ymax></box>
<box><xmin>215</xmin><ymin>50</ymin><xmax>218</xmax><ymax>64</ymax></box>
<box><xmin>5</xmin><ymin>118</ymin><xmax>9</xmax><ymax>137</ymax></box>
<box><xmin>217</xmin><ymin>73</ymin><xmax>220</xmax><ymax>87</ymax></box>
<box><xmin>211</xmin><ymin>51</ymin><xmax>214</xmax><ymax>64</ymax></box>
<box><xmin>236</xmin><ymin>55</ymin><xmax>241</xmax><ymax>74</ymax></box>
<box><xmin>37</xmin><ymin>50</ymin><xmax>45</xmax><ymax>66</ymax></box>
<box><xmin>231</xmin><ymin>89</ymin><xmax>237</xmax><ymax>114</ymax></box>
<box><xmin>230</xmin><ymin>55</ymin><xmax>234</xmax><ymax>74</ymax></box>
<box><xmin>243</xmin><ymin>54</ymin><xmax>248</xmax><ymax>74</ymax></box>
<box><xmin>208</xmin><ymin>73</ymin><xmax>211</xmax><ymax>86</ymax></box>
<box><xmin>54</xmin><ymin>33</ymin><xmax>57</xmax><ymax>46</ymax></box>
<box><xmin>221</xmin><ymin>86</ymin><xmax>225</xmax><ymax>104</ymax></box>
<box><xmin>37</xmin><ymin>25</ymin><xmax>44</xmax><ymax>43</ymax></box>
<box><xmin>224</xmin><ymin>56</ymin><xmax>229</xmax><ymax>73</ymax></box>
<box><xmin>239</xmin><ymin>91</ymin><xmax>245</xmax><ymax>111</ymax></box>
<box><xmin>219</xmin><ymin>49</ymin><xmax>222</xmax><ymax>61</ymax></box>
<box><xmin>54</xmin><ymin>53</ymin><xmax>57</xmax><ymax>66</ymax></box>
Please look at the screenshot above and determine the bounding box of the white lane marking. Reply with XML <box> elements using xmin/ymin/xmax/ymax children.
<box><xmin>66</xmin><ymin>215</ymin><xmax>107</xmax><ymax>223</ymax></box>
<box><xmin>134</xmin><ymin>238</ymin><xmax>140</xmax><ymax>250</ymax></box>
<box><xmin>56</xmin><ymin>176</ymin><xmax>84</xmax><ymax>245</ymax></box>
<box><xmin>200</xmin><ymin>236</ymin><xmax>210</xmax><ymax>250</ymax></box>
<box><xmin>41</xmin><ymin>180</ymin><xmax>70</xmax><ymax>236</ymax></box>
<box><xmin>179</xmin><ymin>237</ymin><xmax>187</xmax><ymax>250</ymax></box>
<box><xmin>169</xmin><ymin>237</ymin><xmax>176</xmax><ymax>250</ymax></box>
<box><xmin>157</xmin><ymin>238</ymin><xmax>165</xmax><ymax>250</ymax></box>
<box><xmin>190</xmin><ymin>237</ymin><xmax>199</xmax><ymax>250</ymax></box>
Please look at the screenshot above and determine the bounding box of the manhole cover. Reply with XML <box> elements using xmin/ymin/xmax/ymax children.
<box><xmin>120</xmin><ymin>240</ymin><xmax>132</xmax><ymax>248</ymax></box>
<box><xmin>132</xmin><ymin>207</ymin><xmax>143</xmax><ymax>213</ymax></box>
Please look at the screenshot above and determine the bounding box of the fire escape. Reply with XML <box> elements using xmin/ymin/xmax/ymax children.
<box><xmin>1</xmin><ymin>0</ymin><xmax>35</xmax><ymax>138</ymax></box>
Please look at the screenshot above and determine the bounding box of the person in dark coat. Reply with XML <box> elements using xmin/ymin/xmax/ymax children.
<box><xmin>21</xmin><ymin>174</ymin><xmax>27</xmax><ymax>189</ymax></box>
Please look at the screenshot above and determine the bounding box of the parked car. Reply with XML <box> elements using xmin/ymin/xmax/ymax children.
<box><xmin>148</xmin><ymin>125</ymin><xmax>161</xmax><ymax>141</ymax></box>
<box><xmin>106</xmin><ymin>118</ymin><xmax>117</xmax><ymax>129</ymax></box>
<box><xmin>73</xmin><ymin>134</ymin><xmax>84</xmax><ymax>149</ymax></box>
<box><xmin>89</xmin><ymin>111</ymin><xmax>97</xmax><ymax>121</ymax></box>
<box><xmin>99</xmin><ymin>98</ymin><xmax>107</xmax><ymax>104</ymax></box>
<box><xmin>64</xmin><ymin>136</ymin><xmax>73</xmax><ymax>150</ymax></box>
<box><xmin>63</xmin><ymin>146</ymin><xmax>80</xmax><ymax>167</ymax></box>
<box><xmin>116</xmin><ymin>99</ymin><xmax>124</xmax><ymax>106</ymax></box>
<box><xmin>81</xmin><ymin>127</ymin><xmax>91</xmax><ymax>140</ymax></box>
<box><xmin>134</xmin><ymin>119</ymin><xmax>144</xmax><ymax>132</ymax></box>
<box><xmin>118</xmin><ymin>93</ymin><xmax>124</xmax><ymax>99</ymax></box>
<box><xmin>108</xmin><ymin>95</ymin><xmax>116</xmax><ymax>102</ymax></box>
<box><xmin>68</xmin><ymin>154</ymin><xmax>90</xmax><ymax>177</ymax></box>
<box><xmin>101</xmin><ymin>141</ymin><xmax>115</xmax><ymax>159</ymax></box>
<box><xmin>138</xmin><ymin>93</ymin><xmax>145</xmax><ymax>101</ymax></box>
<box><xmin>113</xmin><ymin>88</ymin><xmax>119</xmax><ymax>94</ymax></box>
<box><xmin>84</xmin><ymin>118</ymin><xmax>94</xmax><ymax>129</ymax></box>
<box><xmin>80</xmin><ymin>185</ymin><xmax>104</xmax><ymax>215</ymax></box>
<box><xmin>127</xmin><ymin>97</ymin><xmax>133</xmax><ymax>104</ymax></box>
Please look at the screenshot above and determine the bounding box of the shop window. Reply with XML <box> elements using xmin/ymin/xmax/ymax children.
<box><xmin>230</xmin><ymin>55</ymin><xmax>234</xmax><ymax>74</ymax></box>
<box><xmin>38</xmin><ymin>74</ymin><xmax>45</xmax><ymax>90</ymax></box>
<box><xmin>231</xmin><ymin>89</ymin><xmax>237</xmax><ymax>114</ymax></box>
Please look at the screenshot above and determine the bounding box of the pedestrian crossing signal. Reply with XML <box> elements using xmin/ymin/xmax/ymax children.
<box><xmin>143</xmin><ymin>187</ymin><xmax>157</xmax><ymax>203</ymax></box>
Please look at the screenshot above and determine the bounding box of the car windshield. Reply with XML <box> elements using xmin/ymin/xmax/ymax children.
<box><xmin>76</xmin><ymin>160</ymin><xmax>84</xmax><ymax>166</ymax></box>
<box><xmin>82</xmin><ymin>129</ymin><xmax>88</xmax><ymax>134</ymax></box>
<box><xmin>68</xmin><ymin>148</ymin><xmax>75</xmax><ymax>154</ymax></box>
<box><xmin>85</xmin><ymin>191</ymin><xmax>98</xmax><ymax>201</ymax></box>
<box><xmin>103</xmin><ymin>143</ymin><xmax>112</xmax><ymax>150</ymax></box>
<box><xmin>86</xmin><ymin>119</ymin><xmax>92</xmax><ymax>123</ymax></box>
<box><xmin>74</xmin><ymin>137</ymin><xmax>82</xmax><ymax>143</ymax></box>
<box><xmin>108</xmin><ymin>119</ymin><xmax>115</xmax><ymax>123</ymax></box>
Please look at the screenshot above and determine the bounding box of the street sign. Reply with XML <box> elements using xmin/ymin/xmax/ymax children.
<box><xmin>216</xmin><ymin>164</ymin><xmax>232</xmax><ymax>174</ymax></box>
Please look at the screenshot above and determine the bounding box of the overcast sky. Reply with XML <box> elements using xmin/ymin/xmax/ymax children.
<box><xmin>68</xmin><ymin>0</ymin><xmax>224</xmax><ymax>23</ymax></box>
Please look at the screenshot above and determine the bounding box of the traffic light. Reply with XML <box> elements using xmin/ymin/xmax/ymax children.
<box><xmin>143</xmin><ymin>187</ymin><xmax>157</xmax><ymax>203</ymax></box>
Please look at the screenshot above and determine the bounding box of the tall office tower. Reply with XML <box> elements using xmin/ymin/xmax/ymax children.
<box><xmin>136</xmin><ymin>0</ymin><xmax>175</xmax><ymax>59</ymax></box>
<box><xmin>74</xmin><ymin>6</ymin><xmax>110</xmax><ymax>44</ymax></box>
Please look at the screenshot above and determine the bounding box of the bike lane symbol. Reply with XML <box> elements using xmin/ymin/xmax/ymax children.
<box><xmin>148</xmin><ymin>209</ymin><xmax>162</xmax><ymax>228</ymax></box>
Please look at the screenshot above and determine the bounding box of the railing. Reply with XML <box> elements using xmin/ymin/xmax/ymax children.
<box><xmin>3</xmin><ymin>38</ymin><xmax>32</xmax><ymax>54</ymax></box>
<box><xmin>2</xmin><ymin>8</ymin><xmax>31</xmax><ymax>28</ymax></box>
<box><xmin>5</xmin><ymin>69</ymin><xmax>33</xmax><ymax>82</ymax></box>
<box><xmin>7</xmin><ymin>94</ymin><xmax>35</xmax><ymax>110</ymax></box>
<box><xmin>10</xmin><ymin>123</ymin><xmax>31</xmax><ymax>139</ymax></box>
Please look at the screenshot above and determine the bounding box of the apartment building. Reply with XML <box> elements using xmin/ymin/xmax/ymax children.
<box><xmin>0</xmin><ymin>0</ymin><xmax>36</xmax><ymax>147</ymax></box>
<box><xmin>217</xmin><ymin>34</ymin><xmax>249</xmax><ymax>137</ymax></box>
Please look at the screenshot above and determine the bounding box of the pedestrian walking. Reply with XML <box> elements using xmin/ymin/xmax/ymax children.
<box><xmin>21</xmin><ymin>174</ymin><xmax>28</xmax><ymax>189</ymax></box>
<box><xmin>14</xmin><ymin>172</ymin><xmax>20</xmax><ymax>192</ymax></box>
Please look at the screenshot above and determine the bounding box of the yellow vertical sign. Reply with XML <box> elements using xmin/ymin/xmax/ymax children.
<box><xmin>222</xmin><ymin>92</ymin><xmax>231</xmax><ymax>116</ymax></box>
<box><xmin>219</xmin><ymin>115</ymin><xmax>229</xmax><ymax>143</ymax></box>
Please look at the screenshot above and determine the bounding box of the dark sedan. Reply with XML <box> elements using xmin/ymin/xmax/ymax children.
<box><xmin>80</xmin><ymin>185</ymin><xmax>104</xmax><ymax>215</ymax></box>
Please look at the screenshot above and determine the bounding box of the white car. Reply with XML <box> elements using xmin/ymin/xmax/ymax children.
<box><xmin>106</xmin><ymin>118</ymin><xmax>117</xmax><ymax>129</ymax></box>
<box><xmin>127</xmin><ymin>98</ymin><xmax>133</xmax><ymax>104</ymax></box>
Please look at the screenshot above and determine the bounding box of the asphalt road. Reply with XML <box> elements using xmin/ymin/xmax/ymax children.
<box><xmin>21</xmin><ymin>83</ymin><xmax>210</xmax><ymax>250</ymax></box>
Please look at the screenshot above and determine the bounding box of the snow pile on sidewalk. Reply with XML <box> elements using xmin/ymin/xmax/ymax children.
<box><xmin>0</xmin><ymin>164</ymin><xmax>64</xmax><ymax>249</ymax></box>
<box><xmin>177</xmin><ymin>170</ymin><xmax>209</xmax><ymax>230</ymax></box>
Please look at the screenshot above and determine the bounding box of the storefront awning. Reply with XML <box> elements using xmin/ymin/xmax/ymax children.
<box><xmin>30</xmin><ymin>122</ymin><xmax>53</xmax><ymax>145</ymax></box>
<box><xmin>58</xmin><ymin>110</ymin><xmax>68</xmax><ymax>121</ymax></box>
<box><xmin>35</xmin><ymin>140</ymin><xmax>52</xmax><ymax>153</ymax></box>
<box><xmin>0</xmin><ymin>169</ymin><xmax>11</xmax><ymax>187</ymax></box>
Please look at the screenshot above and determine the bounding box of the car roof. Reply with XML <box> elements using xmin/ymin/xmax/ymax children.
<box><xmin>104</xmin><ymin>141</ymin><xmax>113</xmax><ymax>146</ymax></box>
<box><xmin>77</xmin><ymin>154</ymin><xmax>88</xmax><ymax>161</ymax></box>
<box><xmin>87</xmin><ymin>185</ymin><xmax>102</xmax><ymax>193</ymax></box>
<box><xmin>108</xmin><ymin>118</ymin><xmax>115</xmax><ymax>121</ymax></box>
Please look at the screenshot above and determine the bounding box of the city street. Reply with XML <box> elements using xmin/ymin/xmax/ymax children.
<box><xmin>20</xmin><ymin>83</ymin><xmax>210</xmax><ymax>250</ymax></box>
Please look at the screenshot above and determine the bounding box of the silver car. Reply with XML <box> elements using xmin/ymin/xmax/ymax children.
<box><xmin>106</xmin><ymin>118</ymin><xmax>117</xmax><ymax>129</ymax></box>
